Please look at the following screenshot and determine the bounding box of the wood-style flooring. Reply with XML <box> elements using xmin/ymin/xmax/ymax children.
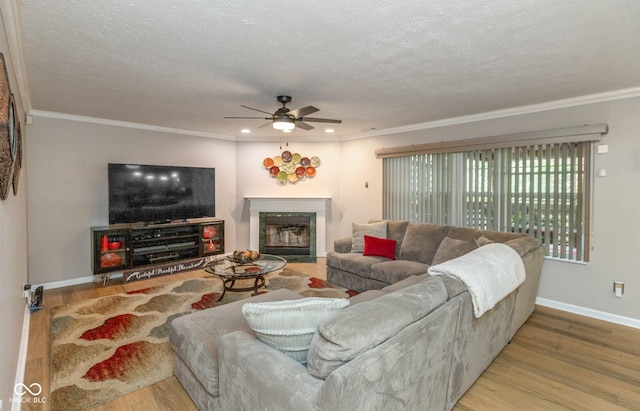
<box><xmin>23</xmin><ymin>259</ymin><xmax>640</xmax><ymax>410</ymax></box>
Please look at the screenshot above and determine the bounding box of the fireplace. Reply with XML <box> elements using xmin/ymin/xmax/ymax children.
<box><xmin>259</xmin><ymin>212</ymin><xmax>316</xmax><ymax>262</ymax></box>
<box><xmin>247</xmin><ymin>196</ymin><xmax>330</xmax><ymax>259</ymax></box>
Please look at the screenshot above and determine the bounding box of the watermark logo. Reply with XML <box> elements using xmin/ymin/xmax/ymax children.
<box><xmin>14</xmin><ymin>383</ymin><xmax>42</xmax><ymax>396</ymax></box>
<box><xmin>11</xmin><ymin>382</ymin><xmax>46</xmax><ymax>404</ymax></box>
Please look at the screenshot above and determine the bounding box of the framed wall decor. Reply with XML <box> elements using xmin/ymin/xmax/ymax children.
<box><xmin>0</xmin><ymin>53</ymin><xmax>17</xmax><ymax>200</ymax></box>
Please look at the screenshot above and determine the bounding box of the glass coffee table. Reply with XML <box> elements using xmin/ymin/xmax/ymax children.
<box><xmin>204</xmin><ymin>254</ymin><xmax>287</xmax><ymax>301</ymax></box>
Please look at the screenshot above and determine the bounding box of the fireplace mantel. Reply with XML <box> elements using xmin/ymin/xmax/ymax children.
<box><xmin>246</xmin><ymin>197</ymin><xmax>330</xmax><ymax>256</ymax></box>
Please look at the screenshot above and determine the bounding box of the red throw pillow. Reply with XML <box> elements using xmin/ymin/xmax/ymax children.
<box><xmin>363</xmin><ymin>235</ymin><xmax>397</xmax><ymax>260</ymax></box>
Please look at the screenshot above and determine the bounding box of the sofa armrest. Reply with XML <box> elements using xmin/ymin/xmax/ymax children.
<box><xmin>218</xmin><ymin>331</ymin><xmax>322</xmax><ymax>411</ymax></box>
<box><xmin>334</xmin><ymin>237</ymin><xmax>353</xmax><ymax>253</ymax></box>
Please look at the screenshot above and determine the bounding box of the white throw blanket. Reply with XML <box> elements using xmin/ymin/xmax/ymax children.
<box><xmin>427</xmin><ymin>243</ymin><xmax>525</xmax><ymax>318</ymax></box>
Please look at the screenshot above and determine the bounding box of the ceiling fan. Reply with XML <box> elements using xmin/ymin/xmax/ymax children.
<box><xmin>224</xmin><ymin>95</ymin><xmax>342</xmax><ymax>132</ymax></box>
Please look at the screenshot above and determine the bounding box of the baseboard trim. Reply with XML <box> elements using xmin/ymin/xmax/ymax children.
<box><xmin>12</xmin><ymin>305</ymin><xmax>30</xmax><ymax>411</ymax></box>
<box><xmin>35</xmin><ymin>272</ymin><xmax>123</xmax><ymax>291</ymax></box>
<box><xmin>536</xmin><ymin>297</ymin><xmax>640</xmax><ymax>329</ymax></box>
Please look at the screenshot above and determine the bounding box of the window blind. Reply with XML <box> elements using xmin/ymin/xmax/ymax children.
<box><xmin>381</xmin><ymin>126</ymin><xmax>602</xmax><ymax>262</ymax></box>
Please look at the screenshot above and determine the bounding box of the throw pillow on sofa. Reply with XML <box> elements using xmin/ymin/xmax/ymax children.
<box><xmin>242</xmin><ymin>297</ymin><xmax>350</xmax><ymax>363</ymax></box>
<box><xmin>475</xmin><ymin>235</ymin><xmax>495</xmax><ymax>247</ymax></box>
<box><xmin>351</xmin><ymin>221</ymin><xmax>387</xmax><ymax>253</ymax></box>
<box><xmin>431</xmin><ymin>236</ymin><xmax>478</xmax><ymax>265</ymax></box>
<box><xmin>362</xmin><ymin>235</ymin><xmax>397</xmax><ymax>260</ymax></box>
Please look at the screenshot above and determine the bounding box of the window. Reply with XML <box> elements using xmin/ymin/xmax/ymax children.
<box><xmin>380</xmin><ymin>125</ymin><xmax>606</xmax><ymax>262</ymax></box>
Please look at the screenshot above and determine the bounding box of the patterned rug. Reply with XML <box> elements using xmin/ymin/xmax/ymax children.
<box><xmin>49</xmin><ymin>268</ymin><xmax>356</xmax><ymax>411</ymax></box>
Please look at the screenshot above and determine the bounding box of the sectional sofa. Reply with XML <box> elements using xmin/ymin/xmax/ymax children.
<box><xmin>169</xmin><ymin>221</ymin><xmax>544</xmax><ymax>410</ymax></box>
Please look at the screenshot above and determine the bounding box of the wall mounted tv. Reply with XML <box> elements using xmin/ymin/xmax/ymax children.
<box><xmin>108</xmin><ymin>163</ymin><xmax>215</xmax><ymax>225</ymax></box>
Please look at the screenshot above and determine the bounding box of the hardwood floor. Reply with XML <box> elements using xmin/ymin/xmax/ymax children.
<box><xmin>24</xmin><ymin>259</ymin><xmax>640</xmax><ymax>410</ymax></box>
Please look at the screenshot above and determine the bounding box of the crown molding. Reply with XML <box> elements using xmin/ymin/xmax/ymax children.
<box><xmin>32</xmin><ymin>82</ymin><xmax>640</xmax><ymax>143</ymax></box>
<box><xmin>0</xmin><ymin>0</ymin><xmax>33</xmax><ymax>115</ymax></box>
<box><xmin>342</xmin><ymin>86</ymin><xmax>640</xmax><ymax>141</ymax></box>
<box><xmin>31</xmin><ymin>109</ymin><xmax>343</xmax><ymax>142</ymax></box>
<box><xmin>30</xmin><ymin>110</ymin><xmax>238</xmax><ymax>141</ymax></box>
<box><xmin>29</xmin><ymin>86</ymin><xmax>640</xmax><ymax>143</ymax></box>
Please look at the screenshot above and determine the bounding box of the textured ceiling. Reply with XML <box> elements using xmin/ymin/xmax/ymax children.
<box><xmin>16</xmin><ymin>0</ymin><xmax>640</xmax><ymax>140</ymax></box>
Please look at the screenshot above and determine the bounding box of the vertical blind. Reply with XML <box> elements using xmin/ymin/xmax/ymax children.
<box><xmin>383</xmin><ymin>142</ymin><xmax>592</xmax><ymax>262</ymax></box>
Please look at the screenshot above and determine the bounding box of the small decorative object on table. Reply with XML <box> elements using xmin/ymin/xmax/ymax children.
<box><xmin>230</xmin><ymin>249</ymin><xmax>260</xmax><ymax>264</ymax></box>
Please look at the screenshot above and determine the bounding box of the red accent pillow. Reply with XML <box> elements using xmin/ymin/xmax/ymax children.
<box><xmin>363</xmin><ymin>235</ymin><xmax>397</xmax><ymax>260</ymax></box>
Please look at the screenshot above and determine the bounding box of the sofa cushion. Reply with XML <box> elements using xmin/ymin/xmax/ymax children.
<box><xmin>169</xmin><ymin>288</ymin><xmax>302</xmax><ymax>397</ymax></box>
<box><xmin>347</xmin><ymin>289</ymin><xmax>387</xmax><ymax>305</ymax></box>
<box><xmin>370</xmin><ymin>260</ymin><xmax>430</xmax><ymax>284</ymax></box>
<box><xmin>351</xmin><ymin>221</ymin><xmax>388</xmax><ymax>253</ymax></box>
<box><xmin>242</xmin><ymin>298</ymin><xmax>349</xmax><ymax>363</ymax></box>
<box><xmin>307</xmin><ymin>277</ymin><xmax>448</xmax><ymax>379</ymax></box>
<box><xmin>432</xmin><ymin>236</ymin><xmax>478</xmax><ymax>265</ymax></box>
<box><xmin>505</xmin><ymin>236</ymin><xmax>541</xmax><ymax>257</ymax></box>
<box><xmin>370</xmin><ymin>219</ymin><xmax>410</xmax><ymax>258</ymax></box>
<box><xmin>381</xmin><ymin>273</ymin><xmax>429</xmax><ymax>293</ymax></box>
<box><xmin>333</xmin><ymin>237</ymin><xmax>353</xmax><ymax>253</ymax></box>
<box><xmin>399</xmin><ymin>223</ymin><xmax>449</xmax><ymax>264</ymax></box>
<box><xmin>363</xmin><ymin>235</ymin><xmax>397</xmax><ymax>260</ymax></box>
<box><xmin>475</xmin><ymin>235</ymin><xmax>495</xmax><ymax>246</ymax></box>
<box><xmin>326</xmin><ymin>252</ymin><xmax>386</xmax><ymax>279</ymax></box>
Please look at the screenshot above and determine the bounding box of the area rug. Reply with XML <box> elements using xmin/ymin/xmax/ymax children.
<box><xmin>49</xmin><ymin>268</ymin><xmax>356</xmax><ymax>411</ymax></box>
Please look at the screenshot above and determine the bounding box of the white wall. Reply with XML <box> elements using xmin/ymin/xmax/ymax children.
<box><xmin>26</xmin><ymin>117</ymin><xmax>237</xmax><ymax>284</ymax></box>
<box><xmin>0</xmin><ymin>17</ymin><xmax>29</xmax><ymax>408</ymax></box>
<box><xmin>338</xmin><ymin>97</ymin><xmax>640</xmax><ymax>321</ymax></box>
<box><xmin>234</xmin><ymin>140</ymin><xmax>342</xmax><ymax>251</ymax></box>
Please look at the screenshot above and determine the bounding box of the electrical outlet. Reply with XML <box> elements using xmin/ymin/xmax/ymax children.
<box><xmin>613</xmin><ymin>281</ymin><xmax>624</xmax><ymax>298</ymax></box>
<box><xmin>24</xmin><ymin>283</ymin><xmax>32</xmax><ymax>303</ymax></box>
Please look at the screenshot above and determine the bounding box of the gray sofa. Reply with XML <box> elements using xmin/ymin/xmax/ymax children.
<box><xmin>327</xmin><ymin>220</ymin><xmax>541</xmax><ymax>292</ymax></box>
<box><xmin>169</xmin><ymin>221</ymin><xmax>544</xmax><ymax>410</ymax></box>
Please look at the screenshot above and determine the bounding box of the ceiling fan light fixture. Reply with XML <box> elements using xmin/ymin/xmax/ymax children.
<box><xmin>273</xmin><ymin>116</ymin><xmax>295</xmax><ymax>131</ymax></box>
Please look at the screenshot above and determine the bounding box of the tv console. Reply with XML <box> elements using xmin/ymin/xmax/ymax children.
<box><xmin>91</xmin><ymin>218</ymin><xmax>224</xmax><ymax>282</ymax></box>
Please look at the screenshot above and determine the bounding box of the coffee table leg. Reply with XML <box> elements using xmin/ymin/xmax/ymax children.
<box><xmin>251</xmin><ymin>275</ymin><xmax>266</xmax><ymax>296</ymax></box>
<box><xmin>217</xmin><ymin>278</ymin><xmax>235</xmax><ymax>302</ymax></box>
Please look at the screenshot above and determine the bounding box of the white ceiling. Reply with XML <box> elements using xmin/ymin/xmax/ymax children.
<box><xmin>12</xmin><ymin>0</ymin><xmax>640</xmax><ymax>140</ymax></box>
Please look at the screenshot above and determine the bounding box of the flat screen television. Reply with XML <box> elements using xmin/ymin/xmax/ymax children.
<box><xmin>108</xmin><ymin>163</ymin><xmax>215</xmax><ymax>224</ymax></box>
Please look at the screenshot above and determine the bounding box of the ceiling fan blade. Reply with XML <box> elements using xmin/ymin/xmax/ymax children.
<box><xmin>288</xmin><ymin>106</ymin><xmax>319</xmax><ymax>119</ymax></box>
<box><xmin>295</xmin><ymin>121</ymin><xmax>314</xmax><ymax>130</ymax></box>
<box><xmin>240</xmin><ymin>105</ymin><xmax>274</xmax><ymax>115</ymax></box>
<box><xmin>223</xmin><ymin>116</ymin><xmax>271</xmax><ymax>120</ymax></box>
<box><xmin>257</xmin><ymin>122</ymin><xmax>272</xmax><ymax>129</ymax></box>
<box><xmin>299</xmin><ymin>117</ymin><xmax>342</xmax><ymax>124</ymax></box>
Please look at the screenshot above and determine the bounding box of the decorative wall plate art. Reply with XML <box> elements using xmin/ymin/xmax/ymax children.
<box><xmin>0</xmin><ymin>52</ymin><xmax>21</xmax><ymax>200</ymax></box>
<box><xmin>263</xmin><ymin>150</ymin><xmax>320</xmax><ymax>184</ymax></box>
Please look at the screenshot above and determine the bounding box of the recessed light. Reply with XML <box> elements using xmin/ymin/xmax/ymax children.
<box><xmin>325</xmin><ymin>128</ymin><xmax>335</xmax><ymax>133</ymax></box>
<box><xmin>241</xmin><ymin>129</ymin><xmax>251</xmax><ymax>134</ymax></box>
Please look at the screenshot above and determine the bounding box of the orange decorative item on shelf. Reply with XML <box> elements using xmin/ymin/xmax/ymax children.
<box><xmin>108</xmin><ymin>241</ymin><xmax>121</xmax><ymax>250</ymax></box>
<box><xmin>100</xmin><ymin>252</ymin><xmax>122</xmax><ymax>268</ymax></box>
<box><xmin>101</xmin><ymin>235</ymin><xmax>109</xmax><ymax>252</ymax></box>
<box><xmin>202</xmin><ymin>225</ymin><xmax>217</xmax><ymax>239</ymax></box>
<box><xmin>206</xmin><ymin>240</ymin><xmax>217</xmax><ymax>251</ymax></box>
